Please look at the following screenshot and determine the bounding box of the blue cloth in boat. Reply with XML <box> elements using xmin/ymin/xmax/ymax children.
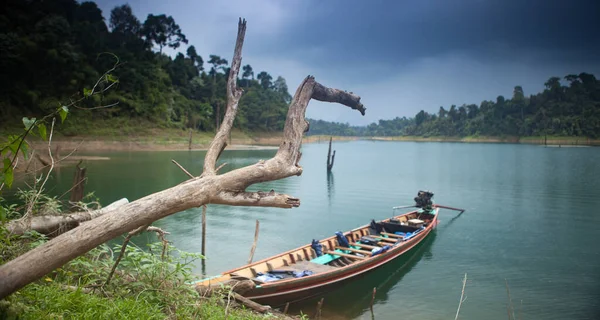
<box><xmin>255</xmin><ymin>273</ymin><xmax>283</xmax><ymax>282</ymax></box>
<box><xmin>292</xmin><ymin>270</ymin><xmax>313</xmax><ymax>277</ymax></box>
<box><xmin>256</xmin><ymin>270</ymin><xmax>314</xmax><ymax>282</ymax></box>
<box><xmin>371</xmin><ymin>245</ymin><xmax>391</xmax><ymax>256</ymax></box>
<box><xmin>335</xmin><ymin>231</ymin><xmax>350</xmax><ymax>247</ymax></box>
<box><xmin>311</xmin><ymin>239</ymin><xmax>323</xmax><ymax>257</ymax></box>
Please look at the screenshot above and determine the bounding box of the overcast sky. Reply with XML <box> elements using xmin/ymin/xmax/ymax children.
<box><xmin>95</xmin><ymin>0</ymin><xmax>600</xmax><ymax>125</ymax></box>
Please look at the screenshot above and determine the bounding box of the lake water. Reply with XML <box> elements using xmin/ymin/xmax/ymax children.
<box><xmin>18</xmin><ymin>141</ymin><xmax>600</xmax><ymax>319</ymax></box>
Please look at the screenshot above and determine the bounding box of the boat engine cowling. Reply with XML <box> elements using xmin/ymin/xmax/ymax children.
<box><xmin>414</xmin><ymin>190</ymin><xmax>434</xmax><ymax>209</ymax></box>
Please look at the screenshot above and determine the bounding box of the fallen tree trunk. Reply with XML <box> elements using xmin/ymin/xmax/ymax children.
<box><xmin>0</xmin><ymin>18</ymin><xmax>365</xmax><ymax>299</ymax></box>
<box><xmin>5</xmin><ymin>198</ymin><xmax>129</xmax><ymax>236</ymax></box>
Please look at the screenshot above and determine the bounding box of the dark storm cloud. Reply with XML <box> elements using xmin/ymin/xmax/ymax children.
<box><xmin>262</xmin><ymin>0</ymin><xmax>600</xmax><ymax>70</ymax></box>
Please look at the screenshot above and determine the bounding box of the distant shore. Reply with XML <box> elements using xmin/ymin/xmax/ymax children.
<box><xmin>28</xmin><ymin>133</ymin><xmax>598</xmax><ymax>153</ymax></box>
<box><xmin>365</xmin><ymin>135</ymin><xmax>599</xmax><ymax>146</ymax></box>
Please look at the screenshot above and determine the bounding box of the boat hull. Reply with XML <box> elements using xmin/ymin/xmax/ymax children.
<box><xmin>246</xmin><ymin>221</ymin><xmax>435</xmax><ymax>307</ymax></box>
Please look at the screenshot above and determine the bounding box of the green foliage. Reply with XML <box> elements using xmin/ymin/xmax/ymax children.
<box><xmin>308</xmin><ymin>73</ymin><xmax>600</xmax><ymax>138</ymax></box>
<box><xmin>0</xmin><ymin>0</ymin><xmax>293</xmax><ymax>137</ymax></box>
<box><xmin>142</xmin><ymin>14</ymin><xmax>188</xmax><ymax>53</ymax></box>
<box><xmin>16</xmin><ymin>189</ymin><xmax>63</xmax><ymax>217</ymax></box>
<box><xmin>4</xmin><ymin>284</ymin><xmax>165</xmax><ymax>320</ymax></box>
<box><xmin>0</xmin><ymin>226</ymin><xmax>272</xmax><ymax>319</ymax></box>
<box><xmin>59</xmin><ymin>106</ymin><xmax>69</xmax><ymax>123</ymax></box>
<box><xmin>0</xmin><ymin>184</ymin><xmax>276</xmax><ymax>319</ymax></box>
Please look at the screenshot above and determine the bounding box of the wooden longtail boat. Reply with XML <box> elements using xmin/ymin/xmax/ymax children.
<box><xmin>195</xmin><ymin>192</ymin><xmax>452</xmax><ymax>307</ymax></box>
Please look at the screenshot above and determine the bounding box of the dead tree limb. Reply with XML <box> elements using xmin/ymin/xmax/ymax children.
<box><xmin>6</xmin><ymin>198</ymin><xmax>129</xmax><ymax>236</ymax></box>
<box><xmin>105</xmin><ymin>225</ymin><xmax>169</xmax><ymax>285</ymax></box>
<box><xmin>0</xmin><ymin>18</ymin><xmax>365</xmax><ymax>299</ymax></box>
<box><xmin>171</xmin><ymin>159</ymin><xmax>194</xmax><ymax>178</ymax></box>
<box><xmin>105</xmin><ymin>224</ymin><xmax>150</xmax><ymax>285</ymax></box>
<box><xmin>232</xmin><ymin>292</ymin><xmax>271</xmax><ymax>313</ymax></box>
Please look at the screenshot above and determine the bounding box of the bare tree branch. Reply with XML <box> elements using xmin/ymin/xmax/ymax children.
<box><xmin>24</xmin><ymin>118</ymin><xmax>56</xmax><ymax>218</ymax></box>
<box><xmin>6</xmin><ymin>198</ymin><xmax>129</xmax><ymax>236</ymax></box>
<box><xmin>211</xmin><ymin>190</ymin><xmax>300</xmax><ymax>208</ymax></box>
<box><xmin>312</xmin><ymin>83</ymin><xmax>365</xmax><ymax>115</ymax></box>
<box><xmin>215</xmin><ymin>162</ymin><xmax>228</xmax><ymax>173</ymax></box>
<box><xmin>104</xmin><ymin>225</ymin><xmax>169</xmax><ymax>285</ymax></box>
<box><xmin>171</xmin><ymin>159</ymin><xmax>194</xmax><ymax>178</ymax></box>
<box><xmin>202</xmin><ymin>18</ymin><xmax>246</xmax><ymax>176</ymax></box>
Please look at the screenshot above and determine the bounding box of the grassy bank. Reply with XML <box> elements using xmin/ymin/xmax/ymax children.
<box><xmin>0</xmin><ymin>215</ymin><xmax>295</xmax><ymax>320</ymax></box>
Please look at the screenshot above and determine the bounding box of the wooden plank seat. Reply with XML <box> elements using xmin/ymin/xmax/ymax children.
<box><xmin>325</xmin><ymin>250</ymin><xmax>365</xmax><ymax>260</ymax></box>
<box><xmin>349</xmin><ymin>242</ymin><xmax>380</xmax><ymax>250</ymax></box>
<box><xmin>372</xmin><ymin>236</ymin><xmax>397</xmax><ymax>243</ymax></box>
<box><xmin>335</xmin><ymin>246</ymin><xmax>372</xmax><ymax>255</ymax></box>
<box><xmin>381</xmin><ymin>232</ymin><xmax>404</xmax><ymax>238</ymax></box>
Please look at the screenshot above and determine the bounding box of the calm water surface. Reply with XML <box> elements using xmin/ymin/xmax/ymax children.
<box><xmin>22</xmin><ymin>141</ymin><xmax>600</xmax><ymax>319</ymax></box>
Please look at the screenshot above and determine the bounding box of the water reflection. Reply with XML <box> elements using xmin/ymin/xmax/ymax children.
<box><xmin>288</xmin><ymin>232</ymin><xmax>438</xmax><ymax>319</ymax></box>
<box><xmin>327</xmin><ymin>171</ymin><xmax>335</xmax><ymax>205</ymax></box>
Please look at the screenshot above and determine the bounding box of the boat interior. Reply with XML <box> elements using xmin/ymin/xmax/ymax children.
<box><xmin>197</xmin><ymin>209</ymin><xmax>437</xmax><ymax>288</ymax></box>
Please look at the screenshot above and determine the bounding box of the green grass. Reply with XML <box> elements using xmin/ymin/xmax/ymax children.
<box><xmin>0</xmin><ymin>224</ymin><xmax>283</xmax><ymax>320</ymax></box>
<box><xmin>2</xmin><ymin>283</ymin><xmax>277</xmax><ymax>320</ymax></box>
<box><xmin>4</xmin><ymin>284</ymin><xmax>164</xmax><ymax>320</ymax></box>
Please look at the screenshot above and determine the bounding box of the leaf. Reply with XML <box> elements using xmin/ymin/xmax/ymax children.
<box><xmin>83</xmin><ymin>88</ymin><xmax>92</xmax><ymax>97</ymax></box>
<box><xmin>20</xmin><ymin>141</ymin><xmax>29</xmax><ymax>160</ymax></box>
<box><xmin>106</xmin><ymin>74</ymin><xmax>118</xmax><ymax>83</ymax></box>
<box><xmin>8</xmin><ymin>138</ymin><xmax>20</xmax><ymax>154</ymax></box>
<box><xmin>38</xmin><ymin>123</ymin><xmax>47</xmax><ymax>141</ymax></box>
<box><xmin>59</xmin><ymin>106</ymin><xmax>68</xmax><ymax>123</ymax></box>
<box><xmin>44</xmin><ymin>277</ymin><xmax>53</xmax><ymax>282</ymax></box>
<box><xmin>4</xmin><ymin>158</ymin><xmax>11</xmax><ymax>171</ymax></box>
<box><xmin>22</xmin><ymin>117</ymin><xmax>36</xmax><ymax>130</ymax></box>
<box><xmin>4</xmin><ymin>168</ymin><xmax>13</xmax><ymax>188</ymax></box>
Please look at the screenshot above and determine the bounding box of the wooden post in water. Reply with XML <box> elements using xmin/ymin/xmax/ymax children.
<box><xmin>315</xmin><ymin>298</ymin><xmax>324</xmax><ymax>320</ymax></box>
<box><xmin>188</xmin><ymin>129</ymin><xmax>193</xmax><ymax>150</ymax></box>
<box><xmin>326</xmin><ymin>137</ymin><xmax>335</xmax><ymax>172</ymax></box>
<box><xmin>283</xmin><ymin>302</ymin><xmax>290</xmax><ymax>315</ymax></box>
<box><xmin>69</xmin><ymin>161</ymin><xmax>87</xmax><ymax>211</ymax></box>
<box><xmin>201</xmin><ymin>205</ymin><xmax>207</xmax><ymax>256</ymax></box>
<box><xmin>248</xmin><ymin>220</ymin><xmax>260</xmax><ymax>264</ymax></box>
<box><xmin>370</xmin><ymin>287</ymin><xmax>376</xmax><ymax>319</ymax></box>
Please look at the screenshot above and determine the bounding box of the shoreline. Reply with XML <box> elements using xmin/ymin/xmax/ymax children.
<box><xmin>27</xmin><ymin>134</ymin><xmax>598</xmax><ymax>153</ymax></box>
<box><xmin>365</xmin><ymin>135</ymin><xmax>599</xmax><ymax>146</ymax></box>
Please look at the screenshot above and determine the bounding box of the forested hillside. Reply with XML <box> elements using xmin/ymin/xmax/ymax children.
<box><xmin>0</xmin><ymin>0</ymin><xmax>291</xmax><ymax>133</ymax></box>
<box><xmin>1</xmin><ymin>0</ymin><xmax>598</xmax><ymax>138</ymax></box>
<box><xmin>308</xmin><ymin>75</ymin><xmax>600</xmax><ymax>138</ymax></box>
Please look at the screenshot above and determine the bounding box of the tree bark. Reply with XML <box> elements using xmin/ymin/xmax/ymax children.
<box><xmin>5</xmin><ymin>198</ymin><xmax>129</xmax><ymax>236</ymax></box>
<box><xmin>0</xmin><ymin>18</ymin><xmax>365</xmax><ymax>299</ymax></box>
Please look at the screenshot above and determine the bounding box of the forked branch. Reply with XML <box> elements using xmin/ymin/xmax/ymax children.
<box><xmin>202</xmin><ymin>18</ymin><xmax>247</xmax><ymax>176</ymax></box>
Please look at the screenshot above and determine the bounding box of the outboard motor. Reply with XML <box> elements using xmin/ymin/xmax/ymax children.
<box><xmin>414</xmin><ymin>190</ymin><xmax>434</xmax><ymax>211</ymax></box>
